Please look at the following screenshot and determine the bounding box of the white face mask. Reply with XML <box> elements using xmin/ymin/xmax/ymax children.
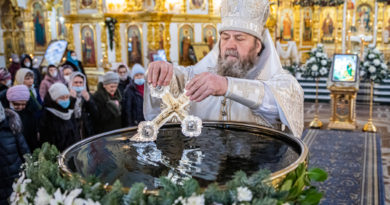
<box><xmin>25</xmin><ymin>62</ymin><xmax>31</xmax><ymax>67</ymax></box>
<box><xmin>64</xmin><ymin>75</ymin><xmax>70</xmax><ymax>82</ymax></box>
<box><xmin>71</xmin><ymin>56</ymin><xmax>77</xmax><ymax>61</ymax></box>
<box><xmin>50</xmin><ymin>71</ymin><xmax>58</xmax><ymax>78</ymax></box>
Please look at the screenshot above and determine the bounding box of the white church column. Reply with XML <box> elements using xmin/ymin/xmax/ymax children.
<box><xmin>194</xmin><ymin>23</ymin><xmax>202</xmax><ymax>43</ymax></box>
<box><xmin>342</xmin><ymin>0</ymin><xmax>347</xmax><ymax>53</ymax></box>
<box><xmin>73</xmin><ymin>24</ymin><xmax>82</xmax><ymax>60</ymax></box>
<box><xmin>50</xmin><ymin>8</ymin><xmax>57</xmax><ymax>40</ymax></box>
<box><xmin>96</xmin><ymin>22</ymin><xmax>102</xmax><ymax>67</ymax></box>
<box><xmin>170</xmin><ymin>23</ymin><xmax>178</xmax><ymax>64</ymax></box>
<box><xmin>120</xmin><ymin>23</ymin><xmax>127</xmax><ymax>64</ymax></box>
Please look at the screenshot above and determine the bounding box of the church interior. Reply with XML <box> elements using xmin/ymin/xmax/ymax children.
<box><xmin>1</xmin><ymin>0</ymin><xmax>390</xmax><ymax>204</ymax></box>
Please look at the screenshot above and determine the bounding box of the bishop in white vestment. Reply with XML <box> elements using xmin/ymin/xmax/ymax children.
<box><xmin>144</xmin><ymin>0</ymin><xmax>304</xmax><ymax>138</ymax></box>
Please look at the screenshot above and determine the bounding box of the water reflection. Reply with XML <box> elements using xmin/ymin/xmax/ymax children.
<box><xmin>65</xmin><ymin>126</ymin><xmax>299</xmax><ymax>189</ymax></box>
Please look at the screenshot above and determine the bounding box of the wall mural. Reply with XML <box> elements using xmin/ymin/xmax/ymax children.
<box><xmin>178</xmin><ymin>24</ymin><xmax>195</xmax><ymax>66</ymax></box>
<box><xmin>80</xmin><ymin>0</ymin><xmax>97</xmax><ymax>9</ymax></box>
<box><xmin>33</xmin><ymin>1</ymin><xmax>47</xmax><ymax>50</ymax></box>
<box><xmin>302</xmin><ymin>8</ymin><xmax>312</xmax><ymax>43</ymax></box>
<box><xmin>81</xmin><ymin>26</ymin><xmax>97</xmax><ymax>67</ymax></box>
<box><xmin>280</xmin><ymin>9</ymin><xmax>294</xmax><ymax>41</ymax></box>
<box><xmin>127</xmin><ymin>25</ymin><xmax>143</xmax><ymax>66</ymax></box>
<box><xmin>203</xmin><ymin>25</ymin><xmax>217</xmax><ymax>50</ymax></box>
<box><xmin>320</xmin><ymin>8</ymin><xmax>336</xmax><ymax>44</ymax></box>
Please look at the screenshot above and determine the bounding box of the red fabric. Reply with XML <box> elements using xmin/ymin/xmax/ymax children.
<box><xmin>136</xmin><ymin>84</ymin><xmax>144</xmax><ymax>97</ymax></box>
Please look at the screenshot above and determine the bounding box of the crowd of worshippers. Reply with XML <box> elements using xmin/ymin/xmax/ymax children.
<box><xmin>0</xmin><ymin>51</ymin><xmax>147</xmax><ymax>202</ymax></box>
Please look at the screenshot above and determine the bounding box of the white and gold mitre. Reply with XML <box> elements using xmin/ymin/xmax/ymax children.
<box><xmin>219</xmin><ymin>0</ymin><xmax>270</xmax><ymax>41</ymax></box>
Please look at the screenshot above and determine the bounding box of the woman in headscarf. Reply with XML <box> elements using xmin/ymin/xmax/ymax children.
<box><xmin>69</xmin><ymin>72</ymin><xmax>97</xmax><ymax>138</ymax></box>
<box><xmin>39</xmin><ymin>83</ymin><xmax>80</xmax><ymax>152</ymax></box>
<box><xmin>20</xmin><ymin>54</ymin><xmax>41</xmax><ymax>88</ymax></box>
<box><xmin>60</xmin><ymin>64</ymin><xmax>74</xmax><ymax>86</ymax></box>
<box><xmin>39</xmin><ymin>64</ymin><xmax>62</xmax><ymax>101</ymax></box>
<box><xmin>0</xmin><ymin>102</ymin><xmax>30</xmax><ymax>204</ymax></box>
<box><xmin>63</xmin><ymin>50</ymin><xmax>86</xmax><ymax>75</ymax></box>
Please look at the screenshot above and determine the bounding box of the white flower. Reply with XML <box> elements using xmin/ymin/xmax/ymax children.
<box><xmin>368</xmin><ymin>66</ymin><xmax>376</xmax><ymax>73</ymax></box>
<box><xmin>309</xmin><ymin>57</ymin><xmax>316</xmax><ymax>63</ymax></box>
<box><xmin>373</xmin><ymin>49</ymin><xmax>380</xmax><ymax>54</ymax></box>
<box><xmin>74</xmin><ymin>198</ymin><xmax>101</xmax><ymax>205</ymax></box>
<box><xmin>311</xmin><ymin>48</ymin><xmax>317</xmax><ymax>53</ymax></box>
<box><xmin>368</xmin><ymin>44</ymin><xmax>375</xmax><ymax>49</ymax></box>
<box><xmin>176</xmin><ymin>194</ymin><xmax>205</xmax><ymax>205</ymax></box>
<box><xmin>316</xmin><ymin>52</ymin><xmax>322</xmax><ymax>58</ymax></box>
<box><xmin>317</xmin><ymin>43</ymin><xmax>324</xmax><ymax>48</ymax></box>
<box><xmin>371</xmin><ymin>75</ymin><xmax>377</xmax><ymax>80</ymax></box>
<box><xmin>381</xmin><ymin>70</ymin><xmax>387</xmax><ymax>75</ymax></box>
<box><xmin>320</xmin><ymin>67</ymin><xmax>328</xmax><ymax>75</ymax></box>
<box><xmin>321</xmin><ymin>60</ymin><xmax>327</xmax><ymax>66</ymax></box>
<box><xmin>50</xmin><ymin>189</ymin><xmax>66</xmax><ymax>204</ymax></box>
<box><xmin>321</xmin><ymin>53</ymin><xmax>327</xmax><ymax>58</ymax></box>
<box><xmin>360</xmin><ymin>70</ymin><xmax>366</xmax><ymax>77</ymax></box>
<box><xmin>364</xmin><ymin>61</ymin><xmax>370</xmax><ymax>67</ymax></box>
<box><xmin>373</xmin><ymin>59</ymin><xmax>381</xmax><ymax>66</ymax></box>
<box><xmin>311</xmin><ymin>64</ymin><xmax>319</xmax><ymax>72</ymax></box>
<box><xmin>237</xmin><ymin>186</ymin><xmax>253</xmax><ymax>202</ymax></box>
<box><xmin>64</xmin><ymin>189</ymin><xmax>83</xmax><ymax>205</ymax></box>
<box><xmin>368</xmin><ymin>54</ymin><xmax>375</xmax><ymax>59</ymax></box>
<box><xmin>382</xmin><ymin>63</ymin><xmax>388</xmax><ymax>69</ymax></box>
<box><xmin>34</xmin><ymin>188</ymin><xmax>52</xmax><ymax>205</ymax></box>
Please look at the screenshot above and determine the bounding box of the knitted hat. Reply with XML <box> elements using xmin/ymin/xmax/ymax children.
<box><xmin>14</xmin><ymin>68</ymin><xmax>34</xmax><ymax>85</ymax></box>
<box><xmin>49</xmin><ymin>83</ymin><xmax>69</xmax><ymax>100</ymax></box>
<box><xmin>219</xmin><ymin>0</ymin><xmax>270</xmax><ymax>41</ymax></box>
<box><xmin>0</xmin><ymin>67</ymin><xmax>11</xmax><ymax>81</ymax></box>
<box><xmin>6</xmin><ymin>85</ymin><xmax>30</xmax><ymax>102</ymax></box>
<box><xmin>103</xmin><ymin>71</ymin><xmax>119</xmax><ymax>85</ymax></box>
<box><xmin>131</xmin><ymin>64</ymin><xmax>145</xmax><ymax>79</ymax></box>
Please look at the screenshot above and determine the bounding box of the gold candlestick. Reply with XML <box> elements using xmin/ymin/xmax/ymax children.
<box><xmin>363</xmin><ymin>80</ymin><xmax>377</xmax><ymax>132</ymax></box>
<box><xmin>310</xmin><ymin>77</ymin><xmax>323</xmax><ymax>128</ymax></box>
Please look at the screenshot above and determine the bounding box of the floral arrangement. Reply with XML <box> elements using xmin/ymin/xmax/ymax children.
<box><xmin>300</xmin><ymin>44</ymin><xmax>332</xmax><ymax>79</ymax></box>
<box><xmin>9</xmin><ymin>143</ymin><xmax>327</xmax><ymax>205</ymax></box>
<box><xmin>105</xmin><ymin>17</ymin><xmax>118</xmax><ymax>51</ymax></box>
<box><xmin>360</xmin><ymin>45</ymin><xmax>389</xmax><ymax>83</ymax></box>
<box><xmin>283</xmin><ymin>63</ymin><xmax>300</xmax><ymax>76</ymax></box>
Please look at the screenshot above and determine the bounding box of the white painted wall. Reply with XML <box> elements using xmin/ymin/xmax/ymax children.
<box><xmin>50</xmin><ymin>8</ymin><xmax>57</xmax><ymax>40</ymax></box>
<box><xmin>170</xmin><ymin>23</ymin><xmax>178</xmax><ymax>64</ymax></box>
<box><xmin>194</xmin><ymin>23</ymin><xmax>202</xmax><ymax>43</ymax></box>
<box><xmin>120</xmin><ymin>23</ymin><xmax>127</xmax><ymax>64</ymax></box>
<box><xmin>142</xmin><ymin>23</ymin><xmax>148</xmax><ymax>67</ymax></box>
<box><xmin>73</xmin><ymin>24</ymin><xmax>82</xmax><ymax>60</ymax></box>
<box><xmin>96</xmin><ymin>22</ymin><xmax>102</xmax><ymax>68</ymax></box>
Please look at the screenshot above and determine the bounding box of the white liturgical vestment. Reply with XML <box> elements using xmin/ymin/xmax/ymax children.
<box><xmin>144</xmin><ymin>29</ymin><xmax>304</xmax><ymax>138</ymax></box>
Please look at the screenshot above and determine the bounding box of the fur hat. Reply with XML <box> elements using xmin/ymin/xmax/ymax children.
<box><xmin>49</xmin><ymin>83</ymin><xmax>69</xmax><ymax>100</ymax></box>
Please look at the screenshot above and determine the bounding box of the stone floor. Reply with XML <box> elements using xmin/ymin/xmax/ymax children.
<box><xmin>303</xmin><ymin>102</ymin><xmax>390</xmax><ymax>204</ymax></box>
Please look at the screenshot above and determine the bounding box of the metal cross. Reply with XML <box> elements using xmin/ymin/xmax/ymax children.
<box><xmin>130</xmin><ymin>85</ymin><xmax>202</xmax><ymax>142</ymax></box>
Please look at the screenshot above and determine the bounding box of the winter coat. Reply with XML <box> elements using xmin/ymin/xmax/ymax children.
<box><xmin>118</xmin><ymin>77</ymin><xmax>131</xmax><ymax>98</ymax></box>
<box><xmin>122</xmin><ymin>80</ymin><xmax>145</xmax><ymax>127</ymax></box>
<box><xmin>8</xmin><ymin>62</ymin><xmax>20</xmax><ymax>83</ymax></box>
<box><xmin>39</xmin><ymin>94</ymin><xmax>80</xmax><ymax>152</ymax></box>
<box><xmin>21</xmin><ymin>55</ymin><xmax>41</xmax><ymax>89</ymax></box>
<box><xmin>0</xmin><ymin>109</ymin><xmax>30</xmax><ymax>204</ymax></box>
<box><xmin>17</xmin><ymin>90</ymin><xmax>42</xmax><ymax>151</ymax></box>
<box><xmin>92</xmin><ymin>82</ymin><xmax>122</xmax><ymax>134</ymax></box>
<box><xmin>74</xmin><ymin>95</ymin><xmax>98</xmax><ymax>139</ymax></box>
<box><xmin>39</xmin><ymin>73</ymin><xmax>62</xmax><ymax>101</ymax></box>
<box><xmin>0</xmin><ymin>84</ymin><xmax>7</xmax><ymax>93</ymax></box>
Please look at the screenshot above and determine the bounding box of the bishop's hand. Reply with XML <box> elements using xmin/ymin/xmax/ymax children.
<box><xmin>185</xmin><ymin>72</ymin><xmax>228</xmax><ymax>102</ymax></box>
<box><xmin>147</xmin><ymin>61</ymin><xmax>174</xmax><ymax>87</ymax></box>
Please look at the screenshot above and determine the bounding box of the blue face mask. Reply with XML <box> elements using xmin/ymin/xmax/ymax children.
<box><xmin>134</xmin><ymin>78</ymin><xmax>145</xmax><ymax>85</ymax></box>
<box><xmin>58</xmin><ymin>99</ymin><xmax>70</xmax><ymax>109</ymax></box>
<box><xmin>72</xmin><ymin>86</ymin><xmax>85</xmax><ymax>93</ymax></box>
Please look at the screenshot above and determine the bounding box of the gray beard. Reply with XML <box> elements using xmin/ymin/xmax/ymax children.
<box><xmin>216</xmin><ymin>51</ymin><xmax>257</xmax><ymax>78</ymax></box>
